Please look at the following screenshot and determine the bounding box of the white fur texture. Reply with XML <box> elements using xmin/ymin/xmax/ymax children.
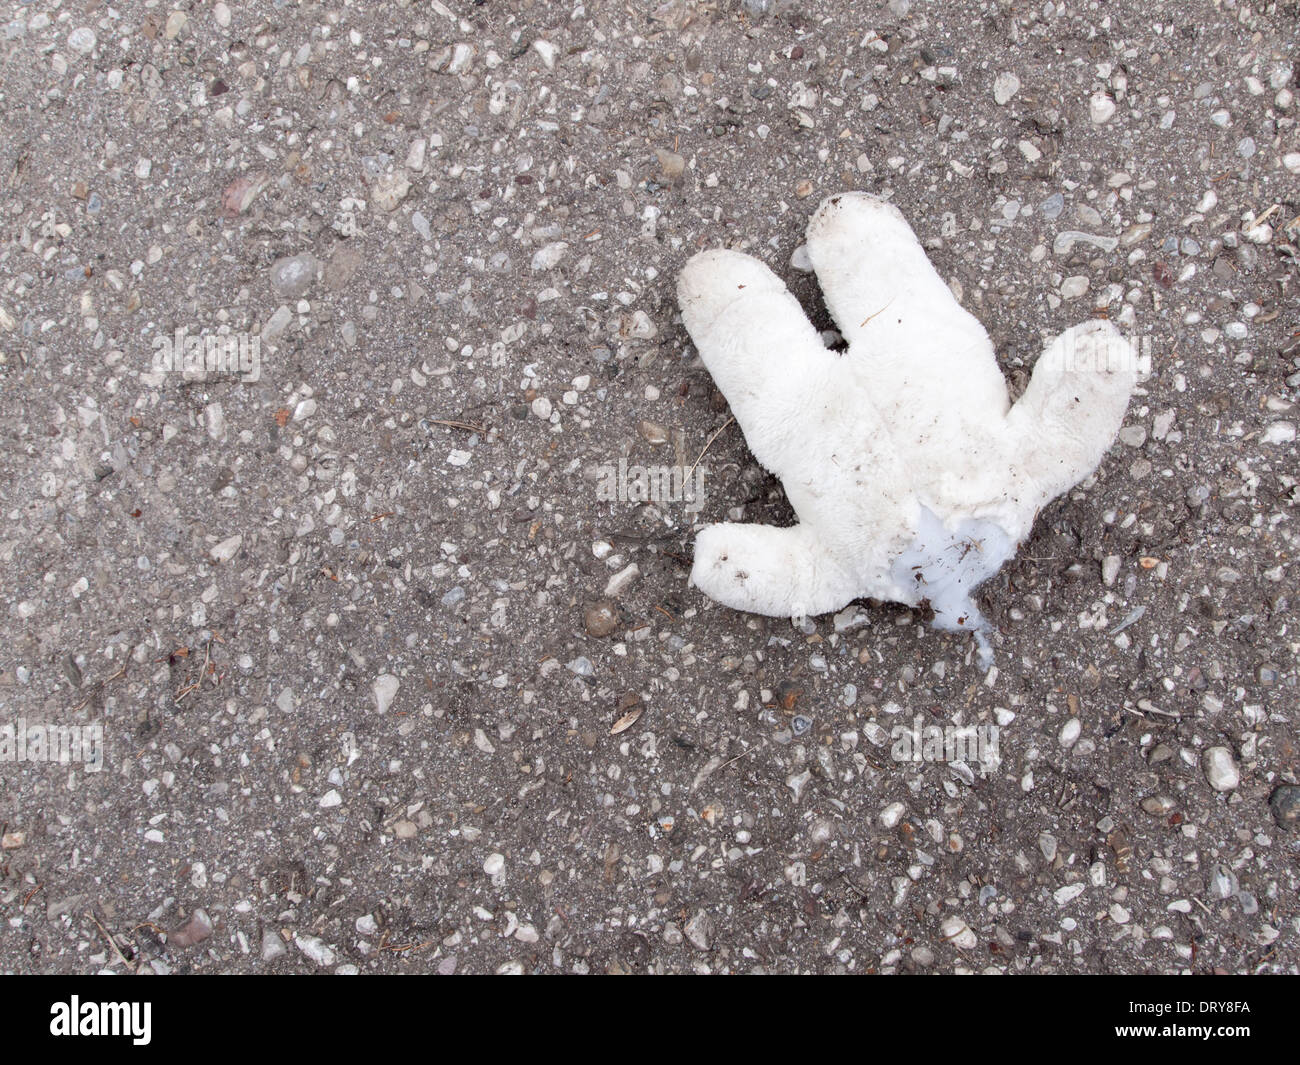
<box><xmin>679</xmin><ymin>192</ymin><xmax>1135</xmax><ymax>653</ymax></box>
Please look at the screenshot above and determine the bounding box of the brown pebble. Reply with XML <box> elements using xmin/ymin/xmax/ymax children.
<box><xmin>639</xmin><ymin>419</ymin><xmax>669</xmax><ymax>445</ymax></box>
<box><xmin>170</xmin><ymin>908</ymin><xmax>213</xmax><ymax>948</ymax></box>
<box><xmin>585</xmin><ymin>600</ymin><xmax>619</xmax><ymax>637</ymax></box>
<box><xmin>656</xmin><ymin>148</ymin><xmax>686</xmax><ymax>181</ymax></box>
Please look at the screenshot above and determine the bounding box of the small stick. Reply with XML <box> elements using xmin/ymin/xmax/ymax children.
<box><xmin>685</xmin><ymin>416</ymin><xmax>734</xmax><ymax>481</ymax></box>
<box><xmin>426</xmin><ymin>418</ymin><xmax>485</xmax><ymax>433</ymax></box>
<box><xmin>716</xmin><ymin>743</ymin><xmax>762</xmax><ymax>774</ymax></box>
<box><xmin>89</xmin><ymin>911</ymin><xmax>132</xmax><ymax>967</ymax></box>
<box><xmin>1245</xmin><ymin>203</ymin><xmax>1280</xmax><ymax>232</ymax></box>
<box><xmin>859</xmin><ymin>297</ymin><xmax>895</xmax><ymax>328</ymax></box>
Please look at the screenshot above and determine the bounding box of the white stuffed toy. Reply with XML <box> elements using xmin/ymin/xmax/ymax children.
<box><xmin>679</xmin><ymin>192</ymin><xmax>1136</xmax><ymax>660</ymax></box>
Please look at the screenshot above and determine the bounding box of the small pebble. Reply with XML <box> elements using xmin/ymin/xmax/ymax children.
<box><xmin>940</xmin><ymin>915</ymin><xmax>977</xmax><ymax>950</ymax></box>
<box><xmin>604</xmin><ymin>563</ymin><xmax>640</xmax><ymax>597</ymax></box>
<box><xmin>294</xmin><ymin>934</ymin><xmax>337</xmax><ymax>967</ymax></box>
<box><xmin>1053</xmin><ymin>231</ymin><xmax>1118</xmax><ymax>255</ymax></box>
<box><xmin>584</xmin><ymin>600</ymin><xmax>619</xmax><ymax>637</ymax></box>
<box><xmin>169</xmin><ymin>909</ymin><xmax>213</xmax><ymax>948</ymax></box>
<box><xmin>1268</xmin><ymin>785</ymin><xmax>1300</xmax><ymax>829</ymax></box>
<box><xmin>67</xmin><ymin>27</ymin><xmax>96</xmax><ymax>54</ymax></box>
<box><xmin>1202</xmin><ymin>746</ymin><xmax>1240</xmax><ymax>792</ymax></box>
<box><xmin>639</xmin><ymin>419</ymin><xmax>669</xmax><ymax>445</ymax></box>
<box><xmin>261</xmin><ymin>931</ymin><xmax>286</xmax><ymax>962</ymax></box>
<box><xmin>370</xmin><ymin>170</ymin><xmax>411</xmax><ymax>212</ymax></box>
<box><xmin>684</xmin><ymin>910</ymin><xmax>713</xmax><ymax>951</ymax></box>
<box><xmin>1039</xmin><ymin>832</ymin><xmax>1058</xmax><ymax>861</ymax></box>
<box><xmin>656</xmin><ymin>148</ymin><xmax>686</xmax><ymax>181</ymax></box>
<box><xmin>1089</xmin><ymin>92</ymin><xmax>1116</xmax><ymax>124</ymax></box>
<box><xmin>372</xmin><ymin>673</ymin><xmax>400</xmax><ymax>714</ymax></box>
<box><xmin>1060</xmin><ymin>276</ymin><xmax>1090</xmax><ymax>300</ymax></box>
<box><xmin>530</xmin><ymin>242</ymin><xmax>568</xmax><ymax>272</ymax></box>
<box><xmin>993</xmin><ymin>72</ymin><xmax>1021</xmax><ymax>106</ymax></box>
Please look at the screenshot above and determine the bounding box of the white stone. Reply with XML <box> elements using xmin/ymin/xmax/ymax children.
<box><xmin>940</xmin><ymin>915</ymin><xmax>978</xmax><ymax>949</ymax></box>
<box><xmin>67</xmin><ymin>28</ymin><xmax>97</xmax><ymax>54</ymax></box>
<box><xmin>1060</xmin><ymin>275</ymin><xmax>1090</xmax><ymax>300</ymax></box>
<box><xmin>372</xmin><ymin>673</ymin><xmax>400</xmax><ymax>714</ymax></box>
<box><xmin>371</xmin><ymin>170</ymin><xmax>411</xmax><ymax>212</ymax></box>
<box><xmin>263</xmin><ymin>305</ymin><xmax>293</xmax><ymax>344</ymax></box>
<box><xmin>447</xmin><ymin>42</ymin><xmax>474</xmax><ymax>75</ymax></box>
<box><xmin>604</xmin><ymin>563</ymin><xmax>640</xmax><ymax>597</ymax></box>
<box><xmin>532</xmin><ymin>39</ymin><xmax>558</xmax><ymax>68</ymax></box>
<box><xmin>1202</xmin><ymin>746</ymin><xmax>1240</xmax><ymax>791</ymax></box>
<box><xmin>210</xmin><ymin>534</ymin><xmax>242</xmax><ymax>562</ymax></box>
<box><xmin>1089</xmin><ymin>92</ymin><xmax>1117</xmax><ymax>124</ymax></box>
<box><xmin>1054</xmin><ymin>883</ymin><xmax>1086</xmax><ymax>906</ymax></box>
<box><xmin>530</xmin><ymin>242</ymin><xmax>568</xmax><ymax>272</ymax></box>
<box><xmin>294</xmin><ymin>934</ymin><xmax>336</xmax><ymax>966</ymax></box>
<box><xmin>993</xmin><ymin>72</ymin><xmax>1021</xmax><ymax>105</ymax></box>
<box><xmin>1101</xmin><ymin>555</ymin><xmax>1121</xmax><ymax>587</ymax></box>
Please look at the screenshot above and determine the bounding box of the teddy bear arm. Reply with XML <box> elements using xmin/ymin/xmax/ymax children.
<box><xmin>679</xmin><ymin>248</ymin><xmax>847</xmax><ymax>479</ymax></box>
<box><xmin>806</xmin><ymin>193</ymin><xmax>1010</xmax><ymax>416</ymax></box>
<box><xmin>690</xmin><ymin>522</ymin><xmax>859</xmax><ymax>620</ymax></box>
<box><xmin>1002</xmin><ymin>320</ymin><xmax>1137</xmax><ymax>512</ymax></box>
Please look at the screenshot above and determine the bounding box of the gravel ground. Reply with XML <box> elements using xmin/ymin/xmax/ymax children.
<box><xmin>0</xmin><ymin>0</ymin><xmax>1297</xmax><ymax>975</ymax></box>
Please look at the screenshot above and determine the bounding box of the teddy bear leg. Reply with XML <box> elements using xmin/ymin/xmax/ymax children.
<box><xmin>1003</xmin><ymin>320</ymin><xmax>1137</xmax><ymax>511</ymax></box>
<box><xmin>804</xmin><ymin>194</ymin><xmax>984</xmax><ymax>352</ymax></box>
<box><xmin>690</xmin><ymin>521</ymin><xmax>856</xmax><ymax>620</ymax></box>
<box><xmin>804</xmin><ymin>192</ymin><xmax>1010</xmax><ymax>422</ymax></box>
<box><xmin>678</xmin><ymin>248</ymin><xmax>840</xmax><ymax>477</ymax></box>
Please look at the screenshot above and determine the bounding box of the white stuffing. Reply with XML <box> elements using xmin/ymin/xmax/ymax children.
<box><xmin>678</xmin><ymin>192</ymin><xmax>1136</xmax><ymax>662</ymax></box>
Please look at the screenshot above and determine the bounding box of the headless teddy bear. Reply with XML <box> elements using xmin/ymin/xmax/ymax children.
<box><xmin>678</xmin><ymin>192</ymin><xmax>1136</xmax><ymax>662</ymax></box>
